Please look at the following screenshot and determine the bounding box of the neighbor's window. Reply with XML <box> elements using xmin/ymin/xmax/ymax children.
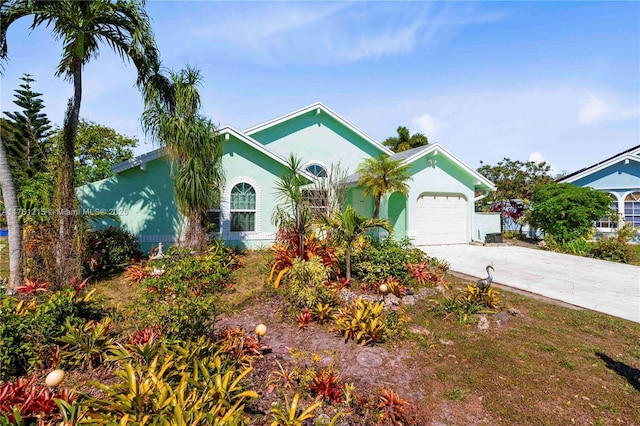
<box><xmin>624</xmin><ymin>192</ymin><xmax>640</xmax><ymax>227</ymax></box>
<box><xmin>594</xmin><ymin>193</ymin><xmax>618</xmax><ymax>229</ymax></box>
<box><xmin>305</xmin><ymin>164</ymin><xmax>327</xmax><ymax>178</ymax></box>
<box><xmin>230</xmin><ymin>183</ymin><xmax>256</xmax><ymax>232</ymax></box>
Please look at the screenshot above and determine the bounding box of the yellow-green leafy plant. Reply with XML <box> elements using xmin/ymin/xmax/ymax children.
<box><xmin>334</xmin><ymin>299</ymin><xmax>387</xmax><ymax>345</ymax></box>
<box><xmin>378</xmin><ymin>276</ymin><xmax>406</xmax><ymax>297</ymax></box>
<box><xmin>86</xmin><ymin>344</ymin><xmax>258</xmax><ymax>425</ymax></box>
<box><xmin>59</xmin><ymin>316</ymin><xmax>115</xmax><ymax>370</ymax></box>
<box><xmin>312</xmin><ymin>302</ymin><xmax>335</xmax><ymax>324</ymax></box>
<box><xmin>269</xmin><ymin>393</ymin><xmax>322</xmax><ymax>426</ymax></box>
<box><xmin>286</xmin><ymin>257</ymin><xmax>336</xmax><ymax>309</ymax></box>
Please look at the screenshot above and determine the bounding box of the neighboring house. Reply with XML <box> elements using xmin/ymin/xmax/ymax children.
<box><xmin>78</xmin><ymin>102</ymin><xmax>496</xmax><ymax>251</ymax></box>
<box><xmin>557</xmin><ymin>145</ymin><xmax>640</xmax><ymax>234</ymax></box>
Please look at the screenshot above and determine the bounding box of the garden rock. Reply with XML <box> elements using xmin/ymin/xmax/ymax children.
<box><xmin>401</xmin><ymin>295</ymin><xmax>416</xmax><ymax>306</ymax></box>
<box><xmin>508</xmin><ymin>308</ymin><xmax>522</xmax><ymax>316</ymax></box>
<box><xmin>356</xmin><ymin>348</ymin><xmax>384</xmax><ymax>368</ymax></box>
<box><xmin>384</xmin><ymin>294</ymin><xmax>401</xmax><ymax>307</ymax></box>
<box><xmin>493</xmin><ymin>312</ymin><xmax>510</xmax><ymax>325</ymax></box>
<box><xmin>477</xmin><ymin>315</ymin><xmax>490</xmax><ymax>331</ymax></box>
<box><xmin>339</xmin><ymin>289</ymin><xmax>358</xmax><ymax>303</ymax></box>
<box><xmin>416</xmin><ymin>287</ymin><xmax>437</xmax><ymax>300</ymax></box>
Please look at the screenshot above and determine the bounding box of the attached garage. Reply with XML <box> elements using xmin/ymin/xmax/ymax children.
<box><xmin>415</xmin><ymin>193</ymin><xmax>468</xmax><ymax>245</ymax></box>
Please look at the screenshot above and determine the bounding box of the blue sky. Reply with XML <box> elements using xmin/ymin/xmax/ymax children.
<box><xmin>1</xmin><ymin>1</ymin><xmax>638</xmax><ymax>174</ymax></box>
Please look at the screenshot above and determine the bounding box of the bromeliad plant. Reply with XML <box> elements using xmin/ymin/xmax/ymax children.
<box><xmin>59</xmin><ymin>317</ymin><xmax>115</xmax><ymax>370</ymax></box>
<box><xmin>334</xmin><ymin>299</ymin><xmax>387</xmax><ymax>345</ymax></box>
<box><xmin>87</xmin><ymin>338</ymin><xmax>258</xmax><ymax>425</ymax></box>
<box><xmin>0</xmin><ymin>375</ymin><xmax>76</xmax><ymax>423</ymax></box>
<box><xmin>269</xmin><ymin>231</ymin><xmax>338</xmax><ymax>288</ymax></box>
<box><xmin>269</xmin><ymin>393</ymin><xmax>322</xmax><ymax>426</ymax></box>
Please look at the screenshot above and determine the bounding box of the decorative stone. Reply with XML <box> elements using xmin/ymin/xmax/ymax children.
<box><xmin>384</xmin><ymin>294</ymin><xmax>401</xmax><ymax>307</ymax></box>
<box><xmin>401</xmin><ymin>295</ymin><xmax>416</xmax><ymax>306</ymax></box>
<box><xmin>493</xmin><ymin>312</ymin><xmax>510</xmax><ymax>325</ymax></box>
<box><xmin>410</xmin><ymin>325</ymin><xmax>431</xmax><ymax>336</ymax></box>
<box><xmin>45</xmin><ymin>369</ymin><xmax>66</xmax><ymax>387</ymax></box>
<box><xmin>477</xmin><ymin>315</ymin><xmax>490</xmax><ymax>331</ymax></box>
<box><xmin>416</xmin><ymin>287</ymin><xmax>436</xmax><ymax>299</ymax></box>
<box><xmin>356</xmin><ymin>349</ymin><xmax>383</xmax><ymax>368</ymax></box>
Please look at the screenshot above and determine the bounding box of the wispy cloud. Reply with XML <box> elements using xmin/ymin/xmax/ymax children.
<box><xmin>578</xmin><ymin>93</ymin><xmax>638</xmax><ymax>125</ymax></box>
<box><xmin>185</xmin><ymin>2</ymin><xmax>506</xmax><ymax>66</ymax></box>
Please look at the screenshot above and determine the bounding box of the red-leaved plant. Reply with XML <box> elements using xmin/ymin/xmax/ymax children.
<box><xmin>0</xmin><ymin>376</ymin><xmax>76</xmax><ymax>422</ymax></box>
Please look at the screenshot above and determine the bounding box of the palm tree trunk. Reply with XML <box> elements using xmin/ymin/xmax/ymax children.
<box><xmin>54</xmin><ymin>59</ymin><xmax>82</xmax><ymax>285</ymax></box>
<box><xmin>0</xmin><ymin>138</ymin><xmax>22</xmax><ymax>294</ymax></box>
<box><xmin>373</xmin><ymin>196</ymin><xmax>381</xmax><ymax>219</ymax></box>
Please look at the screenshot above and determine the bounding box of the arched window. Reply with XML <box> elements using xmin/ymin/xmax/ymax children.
<box><xmin>230</xmin><ymin>183</ymin><xmax>256</xmax><ymax>232</ymax></box>
<box><xmin>305</xmin><ymin>164</ymin><xmax>327</xmax><ymax>178</ymax></box>
<box><xmin>624</xmin><ymin>192</ymin><xmax>640</xmax><ymax>227</ymax></box>
<box><xmin>594</xmin><ymin>193</ymin><xmax>618</xmax><ymax>229</ymax></box>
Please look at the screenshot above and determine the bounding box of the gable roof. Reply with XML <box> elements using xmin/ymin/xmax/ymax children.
<box><xmin>244</xmin><ymin>102</ymin><xmax>394</xmax><ymax>156</ymax></box>
<box><xmin>111</xmin><ymin>125</ymin><xmax>317</xmax><ymax>181</ymax></box>
<box><xmin>557</xmin><ymin>145</ymin><xmax>640</xmax><ymax>183</ymax></box>
<box><xmin>345</xmin><ymin>143</ymin><xmax>496</xmax><ymax>190</ymax></box>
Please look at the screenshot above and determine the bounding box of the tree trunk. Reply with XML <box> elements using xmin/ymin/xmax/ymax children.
<box><xmin>183</xmin><ymin>210</ymin><xmax>207</xmax><ymax>253</ymax></box>
<box><xmin>54</xmin><ymin>59</ymin><xmax>82</xmax><ymax>285</ymax></box>
<box><xmin>0</xmin><ymin>138</ymin><xmax>22</xmax><ymax>294</ymax></box>
<box><xmin>373</xmin><ymin>196</ymin><xmax>381</xmax><ymax>219</ymax></box>
<box><xmin>345</xmin><ymin>244</ymin><xmax>351</xmax><ymax>280</ymax></box>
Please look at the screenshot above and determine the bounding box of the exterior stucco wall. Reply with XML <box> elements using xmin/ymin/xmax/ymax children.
<box><xmin>219</xmin><ymin>135</ymin><xmax>292</xmax><ymax>249</ymax></box>
<box><xmin>249</xmin><ymin>111</ymin><xmax>387</xmax><ymax>174</ymax></box>
<box><xmin>77</xmin><ymin>158</ymin><xmax>179</xmax><ymax>254</ymax></box>
<box><xmin>405</xmin><ymin>151</ymin><xmax>476</xmax><ymax>242</ymax></box>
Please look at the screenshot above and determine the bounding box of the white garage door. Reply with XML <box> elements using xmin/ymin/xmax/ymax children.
<box><xmin>415</xmin><ymin>194</ymin><xmax>467</xmax><ymax>245</ymax></box>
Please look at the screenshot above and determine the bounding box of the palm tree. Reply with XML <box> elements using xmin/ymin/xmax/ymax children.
<box><xmin>322</xmin><ymin>205</ymin><xmax>391</xmax><ymax>280</ymax></box>
<box><xmin>356</xmin><ymin>155</ymin><xmax>413</xmax><ymax>219</ymax></box>
<box><xmin>383</xmin><ymin>126</ymin><xmax>428</xmax><ymax>153</ymax></box>
<box><xmin>272</xmin><ymin>154</ymin><xmax>313</xmax><ymax>258</ymax></box>
<box><xmin>0</xmin><ymin>135</ymin><xmax>21</xmax><ymax>294</ymax></box>
<box><xmin>1</xmin><ymin>0</ymin><xmax>160</xmax><ymax>284</ymax></box>
<box><xmin>142</xmin><ymin>67</ymin><xmax>224</xmax><ymax>252</ymax></box>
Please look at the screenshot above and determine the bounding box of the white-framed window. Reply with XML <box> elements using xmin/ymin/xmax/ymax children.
<box><xmin>230</xmin><ymin>182</ymin><xmax>256</xmax><ymax>232</ymax></box>
<box><xmin>624</xmin><ymin>192</ymin><xmax>640</xmax><ymax>227</ymax></box>
<box><xmin>305</xmin><ymin>163</ymin><xmax>327</xmax><ymax>178</ymax></box>
<box><xmin>594</xmin><ymin>193</ymin><xmax>619</xmax><ymax>229</ymax></box>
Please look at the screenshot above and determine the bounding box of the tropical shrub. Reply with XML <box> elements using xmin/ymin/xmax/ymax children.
<box><xmin>591</xmin><ymin>224</ymin><xmax>635</xmax><ymax>263</ymax></box>
<box><xmin>83</xmin><ymin>226</ymin><xmax>141</xmax><ymax>273</ymax></box>
<box><xmin>286</xmin><ymin>257</ymin><xmax>336</xmax><ymax>309</ymax></box>
<box><xmin>143</xmin><ymin>242</ymin><xmax>238</xmax><ymax>297</ymax></box>
<box><xmin>269</xmin><ymin>231</ymin><xmax>338</xmax><ymax>288</ymax></box>
<box><xmin>334</xmin><ymin>299</ymin><xmax>387</xmax><ymax>345</ymax></box>
<box><xmin>0</xmin><ymin>285</ymin><xmax>105</xmax><ymax>380</ymax></box>
<box><xmin>349</xmin><ymin>238</ymin><xmax>428</xmax><ymax>284</ymax></box>
<box><xmin>529</xmin><ymin>183</ymin><xmax>613</xmax><ymax>242</ymax></box>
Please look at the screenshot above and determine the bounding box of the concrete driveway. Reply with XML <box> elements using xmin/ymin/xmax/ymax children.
<box><xmin>421</xmin><ymin>244</ymin><xmax>640</xmax><ymax>324</ymax></box>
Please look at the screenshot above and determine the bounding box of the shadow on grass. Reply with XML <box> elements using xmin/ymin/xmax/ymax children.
<box><xmin>596</xmin><ymin>352</ymin><xmax>640</xmax><ymax>392</ymax></box>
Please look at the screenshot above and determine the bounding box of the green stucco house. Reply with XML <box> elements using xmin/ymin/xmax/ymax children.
<box><xmin>78</xmin><ymin>102</ymin><xmax>496</xmax><ymax>252</ymax></box>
